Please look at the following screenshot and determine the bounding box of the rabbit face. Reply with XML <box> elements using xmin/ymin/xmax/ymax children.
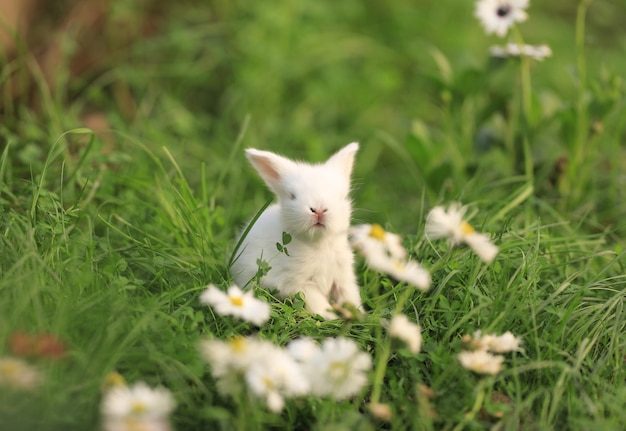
<box><xmin>279</xmin><ymin>166</ymin><xmax>352</xmax><ymax>241</ymax></box>
<box><xmin>245</xmin><ymin>143</ymin><xmax>359</xmax><ymax>242</ymax></box>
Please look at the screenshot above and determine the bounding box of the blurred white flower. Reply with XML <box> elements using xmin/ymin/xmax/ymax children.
<box><xmin>389</xmin><ymin>314</ymin><xmax>422</xmax><ymax>354</ymax></box>
<box><xmin>489</xmin><ymin>331</ymin><xmax>523</xmax><ymax>353</ymax></box>
<box><xmin>490</xmin><ymin>43</ymin><xmax>552</xmax><ymax>61</ymax></box>
<box><xmin>286</xmin><ymin>337</ymin><xmax>320</xmax><ymax>362</ymax></box>
<box><xmin>463</xmin><ymin>233</ymin><xmax>499</xmax><ymax>264</ymax></box>
<box><xmin>475</xmin><ymin>0</ymin><xmax>529</xmax><ymax>37</ymax></box>
<box><xmin>425</xmin><ymin>203</ymin><xmax>499</xmax><ymax>264</ymax></box>
<box><xmin>470</xmin><ymin>330</ymin><xmax>523</xmax><ymax>353</ymax></box>
<box><xmin>459</xmin><ymin>330</ymin><xmax>522</xmax><ymax>376</ymax></box>
<box><xmin>350</xmin><ymin>224</ymin><xmax>406</xmax><ymax>261</ymax></box>
<box><xmin>383</xmin><ymin>260</ymin><xmax>431</xmax><ymax>291</ymax></box>
<box><xmin>200</xmin><ymin>284</ymin><xmax>270</xmax><ymax>326</ymax></box>
<box><xmin>200</xmin><ymin>336</ymin><xmax>308</xmax><ymax>412</ymax></box>
<box><xmin>350</xmin><ymin>224</ymin><xmax>431</xmax><ymax>290</ymax></box>
<box><xmin>245</xmin><ymin>349</ymin><xmax>309</xmax><ymax>413</ymax></box>
<box><xmin>0</xmin><ymin>357</ymin><xmax>41</xmax><ymax>390</ymax></box>
<box><xmin>102</xmin><ymin>382</ymin><xmax>176</xmax><ymax>431</ymax></box>
<box><xmin>458</xmin><ymin>350</ymin><xmax>504</xmax><ymax>375</ymax></box>
<box><xmin>289</xmin><ymin>337</ymin><xmax>371</xmax><ymax>400</ymax></box>
<box><xmin>199</xmin><ymin>336</ymin><xmax>263</xmax><ymax>395</ymax></box>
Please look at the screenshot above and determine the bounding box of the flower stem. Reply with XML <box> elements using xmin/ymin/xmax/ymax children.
<box><xmin>511</xmin><ymin>26</ymin><xmax>534</xmax><ymax>184</ymax></box>
<box><xmin>452</xmin><ymin>378</ymin><xmax>492</xmax><ymax>431</ymax></box>
<box><xmin>369</xmin><ymin>331</ymin><xmax>391</xmax><ymax>405</ymax></box>
<box><xmin>370</xmin><ymin>285</ymin><xmax>414</xmax><ymax>405</ymax></box>
<box><xmin>568</xmin><ymin>0</ymin><xmax>593</xmax><ymax>204</ymax></box>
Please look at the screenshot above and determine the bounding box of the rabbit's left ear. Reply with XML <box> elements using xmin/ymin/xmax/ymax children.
<box><xmin>326</xmin><ymin>142</ymin><xmax>359</xmax><ymax>178</ymax></box>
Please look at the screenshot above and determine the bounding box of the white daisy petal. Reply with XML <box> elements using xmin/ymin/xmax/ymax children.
<box><xmin>392</xmin><ymin>260</ymin><xmax>431</xmax><ymax>291</ymax></box>
<box><xmin>425</xmin><ymin>203</ymin><xmax>499</xmax><ymax>263</ymax></box>
<box><xmin>102</xmin><ymin>382</ymin><xmax>176</xmax><ymax>420</ymax></box>
<box><xmin>464</xmin><ymin>233</ymin><xmax>499</xmax><ymax>264</ymax></box>
<box><xmin>486</xmin><ymin>331</ymin><xmax>523</xmax><ymax>353</ymax></box>
<box><xmin>0</xmin><ymin>357</ymin><xmax>42</xmax><ymax>390</ymax></box>
<box><xmin>350</xmin><ymin>224</ymin><xmax>430</xmax><ymax>290</ymax></box>
<box><xmin>288</xmin><ymin>337</ymin><xmax>372</xmax><ymax>400</ymax></box>
<box><xmin>200</xmin><ymin>284</ymin><xmax>271</xmax><ymax>326</ymax></box>
<box><xmin>424</xmin><ymin>203</ymin><xmax>467</xmax><ymax>244</ymax></box>
<box><xmin>490</xmin><ymin>43</ymin><xmax>552</xmax><ymax>61</ymax></box>
<box><xmin>458</xmin><ymin>350</ymin><xmax>504</xmax><ymax>375</ymax></box>
<box><xmin>475</xmin><ymin>0</ymin><xmax>529</xmax><ymax>37</ymax></box>
<box><xmin>389</xmin><ymin>314</ymin><xmax>423</xmax><ymax>354</ymax></box>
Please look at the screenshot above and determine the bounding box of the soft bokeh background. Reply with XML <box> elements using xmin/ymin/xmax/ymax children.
<box><xmin>2</xmin><ymin>0</ymin><xmax>625</xmax><ymax>231</ymax></box>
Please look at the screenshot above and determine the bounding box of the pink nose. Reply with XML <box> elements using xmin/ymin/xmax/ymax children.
<box><xmin>310</xmin><ymin>207</ymin><xmax>328</xmax><ymax>222</ymax></box>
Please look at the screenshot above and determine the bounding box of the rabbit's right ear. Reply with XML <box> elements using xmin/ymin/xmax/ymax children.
<box><xmin>245</xmin><ymin>149</ymin><xmax>294</xmax><ymax>196</ymax></box>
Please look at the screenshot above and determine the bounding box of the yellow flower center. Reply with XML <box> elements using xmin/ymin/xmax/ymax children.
<box><xmin>130</xmin><ymin>401</ymin><xmax>148</xmax><ymax>415</ymax></box>
<box><xmin>460</xmin><ymin>221</ymin><xmax>475</xmax><ymax>236</ymax></box>
<box><xmin>0</xmin><ymin>360</ymin><xmax>20</xmax><ymax>377</ymax></box>
<box><xmin>368</xmin><ymin>224</ymin><xmax>386</xmax><ymax>241</ymax></box>
<box><xmin>103</xmin><ymin>371</ymin><xmax>126</xmax><ymax>388</ymax></box>
<box><xmin>328</xmin><ymin>361</ymin><xmax>348</xmax><ymax>378</ymax></box>
<box><xmin>228</xmin><ymin>337</ymin><xmax>247</xmax><ymax>353</ymax></box>
<box><xmin>263</xmin><ymin>376</ymin><xmax>275</xmax><ymax>390</ymax></box>
<box><xmin>229</xmin><ymin>295</ymin><xmax>244</xmax><ymax>307</ymax></box>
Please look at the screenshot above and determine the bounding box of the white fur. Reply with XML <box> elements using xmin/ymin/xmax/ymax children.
<box><xmin>231</xmin><ymin>143</ymin><xmax>361</xmax><ymax>320</ymax></box>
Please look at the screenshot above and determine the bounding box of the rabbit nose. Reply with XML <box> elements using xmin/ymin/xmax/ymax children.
<box><xmin>310</xmin><ymin>207</ymin><xmax>328</xmax><ymax>222</ymax></box>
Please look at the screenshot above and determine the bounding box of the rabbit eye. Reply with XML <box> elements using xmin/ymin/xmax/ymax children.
<box><xmin>289</xmin><ymin>192</ymin><xmax>297</xmax><ymax>200</ymax></box>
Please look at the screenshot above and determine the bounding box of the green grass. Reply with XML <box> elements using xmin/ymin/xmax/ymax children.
<box><xmin>1</xmin><ymin>0</ymin><xmax>625</xmax><ymax>430</ymax></box>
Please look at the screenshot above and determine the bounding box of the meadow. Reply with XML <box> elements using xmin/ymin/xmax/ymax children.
<box><xmin>1</xmin><ymin>0</ymin><xmax>625</xmax><ymax>430</ymax></box>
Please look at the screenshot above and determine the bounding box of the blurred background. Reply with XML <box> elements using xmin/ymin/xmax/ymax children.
<box><xmin>1</xmin><ymin>0</ymin><xmax>625</xmax><ymax>230</ymax></box>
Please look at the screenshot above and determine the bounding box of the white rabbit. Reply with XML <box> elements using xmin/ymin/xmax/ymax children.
<box><xmin>231</xmin><ymin>143</ymin><xmax>362</xmax><ymax>320</ymax></box>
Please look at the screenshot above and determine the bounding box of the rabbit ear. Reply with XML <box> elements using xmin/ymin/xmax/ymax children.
<box><xmin>326</xmin><ymin>142</ymin><xmax>359</xmax><ymax>178</ymax></box>
<box><xmin>246</xmin><ymin>148</ymin><xmax>294</xmax><ymax>195</ymax></box>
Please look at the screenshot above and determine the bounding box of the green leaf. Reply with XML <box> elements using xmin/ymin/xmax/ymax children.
<box><xmin>282</xmin><ymin>231</ymin><xmax>292</xmax><ymax>245</ymax></box>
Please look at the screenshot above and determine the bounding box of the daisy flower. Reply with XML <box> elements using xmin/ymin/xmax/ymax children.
<box><xmin>350</xmin><ymin>223</ymin><xmax>407</xmax><ymax>261</ymax></box>
<box><xmin>389</xmin><ymin>314</ymin><xmax>423</xmax><ymax>354</ymax></box>
<box><xmin>475</xmin><ymin>0</ymin><xmax>529</xmax><ymax>37</ymax></box>
<box><xmin>458</xmin><ymin>349</ymin><xmax>504</xmax><ymax>375</ymax></box>
<box><xmin>0</xmin><ymin>357</ymin><xmax>42</xmax><ymax>390</ymax></box>
<box><xmin>245</xmin><ymin>349</ymin><xmax>309</xmax><ymax>412</ymax></box>
<box><xmin>200</xmin><ymin>284</ymin><xmax>270</xmax><ymax>326</ymax></box>
<box><xmin>199</xmin><ymin>336</ymin><xmax>263</xmax><ymax>395</ymax></box>
<box><xmin>288</xmin><ymin>337</ymin><xmax>372</xmax><ymax>400</ymax></box>
<box><xmin>350</xmin><ymin>224</ymin><xmax>431</xmax><ymax>290</ymax></box>
<box><xmin>425</xmin><ymin>203</ymin><xmax>499</xmax><ymax>264</ymax></box>
<box><xmin>200</xmin><ymin>336</ymin><xmax>309</xmax><ymax>412</ymax></box>
<box><xmin>101</xmin><ymin>382</ymin><xmax>176</xmax><ymax>431</ymax></box>
<box><xmin>490</xmin><ymin>43</ymin><xmax>552</xmax><ymax>61</ymax></box>
<box><xmin>468</xmin><ymin>330</ymin><xmax>523</xmax><ymax>353</ymax></box>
